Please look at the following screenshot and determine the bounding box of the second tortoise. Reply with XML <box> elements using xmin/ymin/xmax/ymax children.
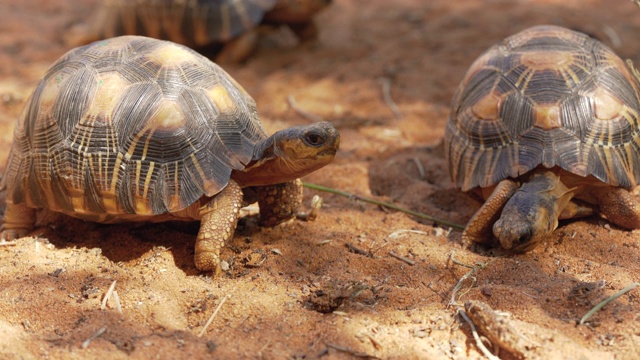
<box><xmin>77</xmin><ymin>0</ymin><xmax>332</xmax><ymax>63</ymax></box>
<box><xmin>445</xmin><ymin>25</ymin><xmax>640</xmax><ymax>252</ymax></box>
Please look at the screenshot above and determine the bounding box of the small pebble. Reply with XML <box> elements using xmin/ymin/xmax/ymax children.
<box><xmin>219</xmin><ymin>260</ymin><xmax>230</xmax><ymax>272</ymax></box>
<box><xmin>481</xmin><ymin>286</ymin><xmax>493</xmax><ymax>297</ymax></box>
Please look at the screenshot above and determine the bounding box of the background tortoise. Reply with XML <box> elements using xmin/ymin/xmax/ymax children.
<box><xmin>445</xmin><ymin>25</ymin><xmax>640</xmax><ymax>252</ymax></box>
<box><xmin>77</xmin><ymin>0</ymin><xmax>332</xmax><ymax>63</ymax></box>
<box><xmin>0</xmin><ymin>35</ymin><xmax>340</xmax><ymax>273</ymax></box>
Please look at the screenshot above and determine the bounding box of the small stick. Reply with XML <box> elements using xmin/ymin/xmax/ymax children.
<box><xmin>0</xmin><ymin>240</ymin><xmax>17</xmax><ymax>246</ymax></box>
<box><xmin>579</xmin><ymin>282</ymin><xmax>639</xmax><ymax>325</ymax></box>
<box><xmin>602</xmin><ymin>25</ymin><xmax>621</xmax><ymax>48</ymax></box>
<box><xmin>449</xmin><ymin>251</ymin><xmax>478</xmax><ymax>270</ymax></box>
<box><xmin>388</xmin><ymin>229</ymin><xmax>429</xmax><ymax>238</ymax></box>
<box><xmin>388</xmin><ymin>251</ymin><xmax>415</xmax><ymax>266</ymax></box>
<box><xmin>198</xmin><ymin>294</ymin><xmax>231</xmax><ymax>337</ymax></box>
<box><xmin>411</xmin><ymin>157</ymin><xmax>426</xmax><ymax>179</ymax></box>
<box><xmin>346</xmin><ymin>243</ymin><xmax>371</xmax><ymax>257</ymax></box>
<box><xmin>325</xmin><ymin>342</ymin><xmax>379</xmax><ymax>359</ymax></box>
<box><xmin>365</xmin><ymin>332</ymin><xmax>383</xmax><ymax>350</ymax></box>
<box><xmin>426</xmin><ymin>281</ymin><xmax>448</xmax><ymax>302</ymax></box>
<box><xmin>112</xmin><ymin>290</ymin><xmax>123</xmax><ymax>314</ymax></box>
<box><xmin>81</xmin><ymin>326</ymin><xmax>107</xmax><ymax>349</ymax></box>
<box><xmin>379</xmin><ymin>77</ymin><xmax>403</xmax><ymax>119</ymax></box>
<box><xmin>448</xmin><ymin>251</ymin><xmax>495</xmax><ymax>306</ymax></box>
<box><xmin>287</xmin><ymin>95</ymin><xmax>325</xmax><ymax>122</ymax></box>
<box><xmin>101</xmin><ymin>280</ymin><xmax>117</xmax><ymax>310</ymax></box>
<box><xmin>297</xmin><ymin>195</ymin><xmax>322</xmax><ymax>221</ymax></box>
<box><xmin>458</xmin><ymin>309</ymin><xmax>500</xmax><ymax>360</ymax></box>
<box><xmin>303</xmin><ymin>182</ymin><xmax>465</xmax><ymax>230</ymax></box>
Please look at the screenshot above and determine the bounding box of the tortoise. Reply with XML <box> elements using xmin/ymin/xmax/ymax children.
<box><xmin>78</xmin><ymin>0</ymin><xmax>332</xmax><ymax>63</ymax></box>
<box><xmin>445</xmin><ymin>25</ymin><xmax>640</xmax><ymax>252</ymax></box>
<box><xmin>0</xmin><ymin>36</ymin><xmax>340</xmax><ymax>273</ymax></box>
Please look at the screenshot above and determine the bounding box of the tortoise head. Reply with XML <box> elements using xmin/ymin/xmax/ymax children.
<box><xmin>492</xmin><ymin>171</ymin><xmax>567</xmax><ymax>252</ymax></box>
<box><xmin>492</xmin><ymin>193</ymin><xmax>558</xmax><ymax>252</ymax></box>
<box><xmin>234</xmin><ymin>121</ymin><xmax>339</xmax><ymax>187</ymax></box>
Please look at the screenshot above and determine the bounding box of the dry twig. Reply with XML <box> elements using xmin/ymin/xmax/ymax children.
<box><xmin>101</xmin><ymin>280</ymin><xmax>117</xmax><ymax>311</ymax></box>
<box><xmin>198</xmin><ymin>294</ymin><xmax>231</xmax><ymax>337</ymax></box>
<box><xmin>112</xmin><ymin>290</ymin><xmax>123</xmax><ymax>314</ymax></box>
<box><xmin>458</xmin><ymin>308</ymin><xmax>500</xmax><ymax>360</ymax></box>
<box><xmin>411</xmin><ymin>157</ymin><xmax>426</xmax><ymax>179</ymax></box>
<box><xmin>287</xmin><ymin>95</ymin><xmax>324</xmax><ymax>122</ymax></box>
<box><xmin>448</xmin><ymin>251</ymin><xmax>495</xmax><ymax>306</ymax></box>
<box><xmin>379</xmin><ymin>77</ymin><xmax>403</xmax><ymax>119</ymax></box>
<box><xmin>579</xmin><ymin>282</ymin><xmax>639</xmax><ymax>325</ymax></box>
<box><xmin>297</xmin><ymin>195</ymin><xmax>323</xmax><ymax>221</ymax></box>
<box><xmin>325</xmin><ymin>342</ymin><xmax>379</xmax><ymax>359</ymax></box>
<box><xmin>388</xmin><ymin>229</ymin><xmax>429</xmax><ymax>238</ymax></box>
<box><xmin>81</xmin><ymin>326</ymin><xmax>107</xmax><ymax>349</ymax></box>
<box><xmin>388</xmin><ymin>251</ymin><xmax>415</xmax><ymax>266</ymax></box>
<box><xmin>346</xmin><ymin>243</ymin><xmax>371</xmax><ymax>257</ymax></box>
<box><xmin>602</xmin><ymin>25</ymin><xmax>621</xmax><ymax>48</ymax></box>
<box><xmin>303</xmin><ymin>182</ymin><xmax>465</xmax><ymax>230</ymax></box>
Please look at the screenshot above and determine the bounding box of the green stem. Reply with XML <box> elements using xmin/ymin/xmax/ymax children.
<box><xmin>579</xmin><ymin>282</ymin><xmax>639</xmax><ymax>325</ymax></box>
<box><xmin>303</xmin><ymin>182</ymin><xmax>465</xmax><ymax>230</ymax></box>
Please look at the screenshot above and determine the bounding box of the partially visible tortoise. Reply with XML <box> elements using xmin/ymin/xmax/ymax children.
<box><xmin>445</xmin><ymin>25</ymin><xmax>640</xmax><ymax>252</ymax></box>
<box><xmin>0</xmin><ymin>36</ymin><xmax>340</xmax><ymax>273</ymax></box>
<box><xmin>77</xmin><ymin>0</ymin><xmax>332</xmax><ymax>63</ymax></box>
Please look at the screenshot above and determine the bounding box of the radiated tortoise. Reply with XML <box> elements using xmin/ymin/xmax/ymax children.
<box><xmin>80</xmin><ymin>0</ymin><xmax>332</xmax><ymax>63</ymax></box>
<box><xmin>0</xmin><ymin>36</ymin><xmax>340</xmax><ymax>273</ymax></box>
<box><xmin>445</xmin><ymin>25</ymin><xmax>640</xmax><ymax>252</ymax></box>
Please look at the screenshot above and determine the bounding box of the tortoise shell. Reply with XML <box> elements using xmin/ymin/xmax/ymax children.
<box><xmin>3</xmin><ymin>36</ymin><xmax>267</xmax><ymax>217</ymax></box>
<box><xmin>90</xmin><ymin>0</ymin><xmax>335</xmax><ymax>49</ymax></box>
<box><xmin>445</xmin><ymin>25</ymin><xmax>640</xmax><ymax>192</ymax></box>
<box><xmin>93</xmin><ymin>0</ymin><xmax>278</xmax><ymax>47</ymax></box>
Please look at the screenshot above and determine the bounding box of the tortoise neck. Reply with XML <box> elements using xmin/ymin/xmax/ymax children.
<box><xmin>232</xmin><ymin>130</ymin><xmax>298</xmax><ymax>187</ymax></box>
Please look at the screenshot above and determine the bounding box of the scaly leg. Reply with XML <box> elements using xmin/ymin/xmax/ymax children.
<box><xmin>194</xmin><ymin>180</ymin><xmax>243</xmax><ymax>274</ymax></box>
<box><xmin>596</xmin><ymin>187</ymin><xmax>640</xmax><ymax>230</ymax></box>
<box><xmin>462</xmin><ymin>179</ymin><xmax>519</xmax><ymax>247</ymax></box>
<box><xmin>257</xmin><ymin>179</ymin><xmax>303</xmax><ymax>227</ymax></box>
<box><xmin>1</xmin><ymin>203</ymin><xmax>36</xmax><ymax>241</ymax></box>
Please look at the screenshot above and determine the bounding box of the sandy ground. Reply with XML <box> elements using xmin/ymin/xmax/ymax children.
<box><xmin>1</xmin><ymin>0</ymin><xmax>640</xmax><ymax>359</ymax></box>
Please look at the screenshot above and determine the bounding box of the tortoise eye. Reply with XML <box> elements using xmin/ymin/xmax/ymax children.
<box><xmin>304</xmin><ymin>132</ymin><xmax>325</xmax><ymax>146</ymax></box>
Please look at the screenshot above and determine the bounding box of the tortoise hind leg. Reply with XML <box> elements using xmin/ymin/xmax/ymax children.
<box><xmin>595</xmin><ymin>187</ymin><xmax>640</xmax><ymax>230</ymax></box>
<box><xmin>194</xmin><ymin>179</ymin><xmax>244</xmax><ymax>274</ymax></box>
<box><xmin>256</xmin><ymin>179</ymin><xmax>303</xmax><ymax>227</ymax></box>
<box><xmin>1</xmin><ymin>203</ymin><xmax>36</xmax><ymax>241</ymax></box>
<box><xmin>462</xmin><ymin>179</ymin><xmax>519</xmax><ymax>247</ymax></box>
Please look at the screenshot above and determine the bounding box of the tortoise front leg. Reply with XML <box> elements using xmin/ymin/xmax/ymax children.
<box><xmin>194</xmin><ymin>179</ymin><xmax>244</xmax><ymax>274</ymax></box>
<box><xmin>256</xmin><ymin>179</ymin><xmax>303</xmax><ymax>227</ymax></box>
<box><xmin>462</xmin><ymin>179</ymin><xmax>519</xmax><ymax>247</ymax></box>
<box><xmin>595</xmin><ymin>187</ymin><xmax>640</xmax><ymax>230</ymax></box>
<box><xmin>1</xmin><ymin>203</ymin><xmax>36</xmax><ymax>241</ymax></box>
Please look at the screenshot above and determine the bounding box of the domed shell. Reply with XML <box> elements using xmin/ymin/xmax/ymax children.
<box><xmin>445</xmin><ymin>25</ymin><xmax>640</xmax><ymax>192</ymax></box>
<box><xmin>93</xmin><ymin>0</ymin><xmax>278</xmax><ymax>47</ymax></box>
<box><xmin>3</xmin><ymin>36</ymin><xmax>267</xmax><ymax>216</ymax></box>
